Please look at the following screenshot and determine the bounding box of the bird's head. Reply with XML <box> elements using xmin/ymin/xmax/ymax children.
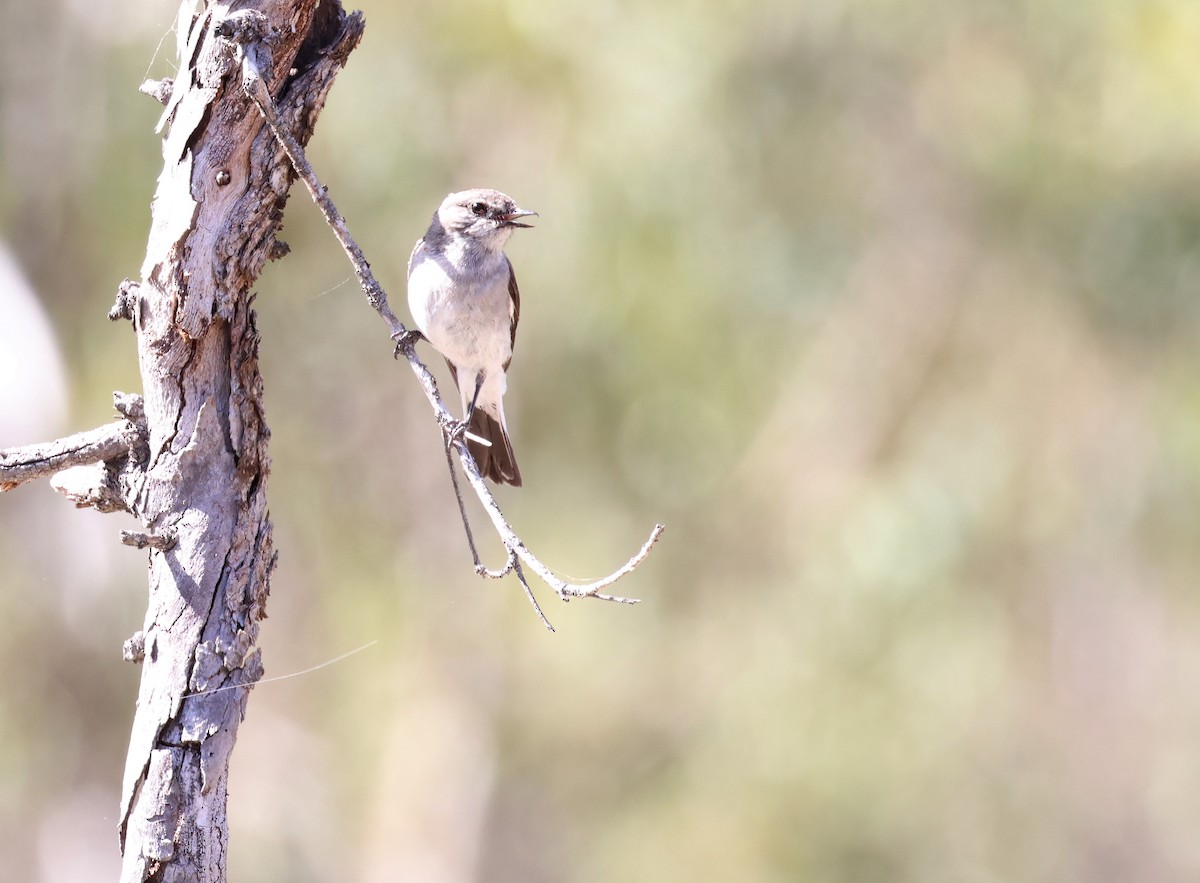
<box><xmin>437</xmin><ymin>188</ymin><xmax>537</xmax><ymax>250</ymax></box>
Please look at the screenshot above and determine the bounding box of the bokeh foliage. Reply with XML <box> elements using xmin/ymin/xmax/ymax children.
<box><xmin>3</xmin><ymin>0</ymin><xmax>1200</xmax><ymax>880</ymax></box>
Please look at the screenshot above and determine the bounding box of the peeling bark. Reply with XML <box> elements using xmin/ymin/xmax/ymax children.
<box><xmin>117</xmin><ymin>3</ymin><xmax>363</xmax><ymax>881</ymax></box>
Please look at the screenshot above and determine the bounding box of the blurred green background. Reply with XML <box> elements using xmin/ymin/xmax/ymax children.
<box><xmin>4</xmin><ymin>0</ymin><xmax>1200</xmax><ymax>880</ymax></box>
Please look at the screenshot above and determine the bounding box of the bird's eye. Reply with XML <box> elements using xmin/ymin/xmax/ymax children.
<box><xmin>470</xmin><ymin>202</ymin><xmax>487</xmax><ymax>216</ymax></box>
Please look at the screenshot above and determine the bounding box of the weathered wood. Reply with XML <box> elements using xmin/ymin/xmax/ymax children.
<box><xmin>117</xmin><ymin>3</ymin><xmax>363</xmax><ymax>881</ymax></box>
<box><xmin>0</xmin><ymin>419</ymin><xmax>140</xmax><ymax>492</ymax></box>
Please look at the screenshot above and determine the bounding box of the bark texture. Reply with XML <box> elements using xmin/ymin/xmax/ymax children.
<box><xmin>118</xmin><ymin>2</ymin><xmax>362</xmax><ymax>880</ymax></box>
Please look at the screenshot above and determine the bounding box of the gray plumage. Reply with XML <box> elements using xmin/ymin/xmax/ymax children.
<box><xmin>407</xmin><ymin>188</ymin><xmax>536</xmax><ymax>486</ymax></box>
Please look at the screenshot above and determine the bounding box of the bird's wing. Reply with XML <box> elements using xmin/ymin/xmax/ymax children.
<box><xmin>505</xmin><ymin>254</ymin><xmax>520</xmax><ymax>352</ymax></box>
<box><xmin>406</xmin><ymin>237</ymin><xmax>426</xmax><ymax>278</ymax></box>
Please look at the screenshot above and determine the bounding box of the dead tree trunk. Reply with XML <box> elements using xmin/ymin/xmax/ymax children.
<box><xmin>112</xmin><ymin>3</ymin><xmax>362</xmax><ymax>880</ymax></box>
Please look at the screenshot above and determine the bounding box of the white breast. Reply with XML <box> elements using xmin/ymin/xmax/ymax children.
<box><xmin>407</xmin><ymin>239</ymin><xmax>513</xmax><ymax>385</ymax></box>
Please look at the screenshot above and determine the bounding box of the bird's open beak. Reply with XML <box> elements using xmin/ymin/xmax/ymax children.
<box><xmin>499</xmin><ymin>208</ymin><xmax>538</xmax><ymax>228</ymax></box>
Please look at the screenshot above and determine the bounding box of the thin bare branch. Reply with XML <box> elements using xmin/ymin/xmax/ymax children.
<box><xmin>454</xmin><ymin>447</ymin><xmax>665</xmax><ymax>604</ymax></box>
<box><xmin>230</xmin><ymin>33</ymin><xmax>664</xmax><ymax>624</ymax></box>
<box><xmin>475</xmin><ymin>551</ymin><xmax>516</xmax><ymax>581</ymax></box>
<box><xmin>512</xmin><ymin>558</ymin><xmax>555</xmax><ymax>632</ymax></box>
<box><xmin>0</xmin><ymin>419</ymin><xmax>142</xmax><ymax>492</ymax></box>
<box><xmin>443</xmin><ymin>435</ymin><xmax>485</xmax><ymax>570</ymax></box>
<box><xmin>236</xmin><ymin>41</ymin><xmax>406</xmax><ymax>339</ymax></box>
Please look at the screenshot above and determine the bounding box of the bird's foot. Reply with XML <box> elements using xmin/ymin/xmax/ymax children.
<box><xmin>392</xmin><ymin>328</ymin><xmax>425</xmax><ymax>359</ymax></box>
<box><xmin>438</xmin><ymin>413</ymin><xmax>469</xmax><ymax>448</ymax></box>
<box><xmin>438</xmin><ymin>413</ymin><xmax>492</xmax><ymax>451</ymax></box>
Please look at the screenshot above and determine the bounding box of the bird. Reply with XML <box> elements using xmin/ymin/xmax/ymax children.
<box><xmin>406</xmin><ymin>188</ymin><xmax>537</xmax><ymax>486</ymax></box>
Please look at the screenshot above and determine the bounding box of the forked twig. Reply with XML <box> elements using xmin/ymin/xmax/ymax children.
<box><xmin>442</xmin><ymin>435</ymin><xmax>485</xmax><ymax>571</ymax></box>
<box><xmin>230</xmin><ymin>27</ymin><xmax>663</xmax><ymax>628</ymax></box>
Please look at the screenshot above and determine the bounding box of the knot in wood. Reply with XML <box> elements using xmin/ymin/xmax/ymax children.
<box><xmin>213</xmin><ymin>10</ymin><xmax>270</xmax><ymax>46</ymax></box>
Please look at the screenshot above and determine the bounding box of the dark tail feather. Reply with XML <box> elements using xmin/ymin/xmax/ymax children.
<box><xmin>467</xmin><ymin>408</ymin><xmax>522</xmax><ymax>486</ymax></box>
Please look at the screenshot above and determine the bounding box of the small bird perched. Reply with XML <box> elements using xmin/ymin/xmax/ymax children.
<box><xmin>407</xmin><ymin>188</ymin><xmax>537</xmax><ymax>486</ymax></box>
